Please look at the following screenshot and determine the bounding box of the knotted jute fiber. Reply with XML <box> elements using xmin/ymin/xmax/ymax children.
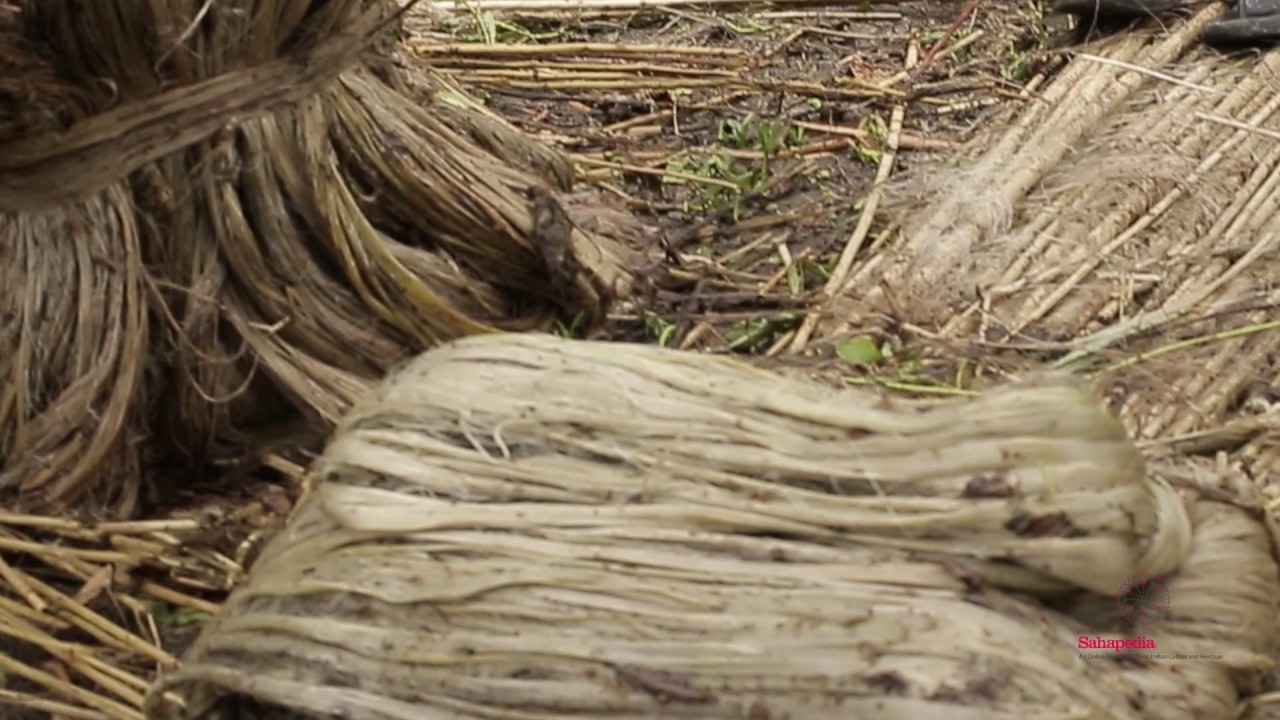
<box><xmin>0</xmin><ymin>0</ymin><xmax>637</xmax><ymax>516</ymax></box>
<box><xmin>143</xmin><ymin>333</ymin><xmax>1279</xmax><ymax>720</ymax></box>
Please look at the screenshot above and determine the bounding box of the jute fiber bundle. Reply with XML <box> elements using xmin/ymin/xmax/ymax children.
<box><xmin>835</xmin><ymin>6</ymin><xmax>1280</xmax><ymax>452</ymax></box>
<box><xmin>0</xmin><ymin>0</ymin><xmax>635</xmax><ymax>516</ymax></box>
<box><xmin>144</xmin><ymin>334</ymin><xmax>1278</xmax><ymax>720</ymax></box>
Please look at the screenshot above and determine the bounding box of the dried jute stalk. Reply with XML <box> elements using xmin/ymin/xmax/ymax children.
<box><xmin>835</xmin><ymin>8</ymin><xmax>1280</xmax><ymax>447</ymax></box>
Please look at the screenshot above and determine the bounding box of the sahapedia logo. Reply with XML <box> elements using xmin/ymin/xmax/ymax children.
<box><xmin>1116</xmin><ymin>573</ymin><xmax>1170</xmax><ymax>627</ymax></box>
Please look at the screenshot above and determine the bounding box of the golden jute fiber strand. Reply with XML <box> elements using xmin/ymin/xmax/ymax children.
<box><xmin>145</xmin><ymin>334</ymin><xmax>1278</xmax><ymax>720</ymax></box>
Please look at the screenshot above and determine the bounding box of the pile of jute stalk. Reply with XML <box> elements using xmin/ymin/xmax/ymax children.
<box><xmin>867</xmin><ymin>3</ymin><xmax>1234</xmax><ymax>322</ymax></box>
<box><xmin>143</xmin><ymin>334</ymin><xmax>1279</xmax><ymax>720</ymax></box>
<box><xmin>0</xmin><ymin>0</ymin><xmax>634</xmax><ymax>517</ymax></box>
<box><xmin>828</xmin><ymin>6</ymin><xmax>1280</xmax><ymax>454</ymax></box>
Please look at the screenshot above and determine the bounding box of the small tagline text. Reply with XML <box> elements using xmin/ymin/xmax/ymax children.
<box><xmin>1079</xmin><ymin>652</ymin><xmax>1223</xmax><ymax>661</ymax></box>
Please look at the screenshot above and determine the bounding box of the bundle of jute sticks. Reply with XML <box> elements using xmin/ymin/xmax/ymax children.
<box><xmin>840</xmin><ymin>8</ymin><xmax>1280</xmax><ymax>458</ymax></box>
<box><xmin>142</xmin><ymin>334</ymin><xmax>1279</xmax><ymax>720</ymax></box>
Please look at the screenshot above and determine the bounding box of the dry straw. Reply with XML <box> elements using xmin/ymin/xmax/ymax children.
<box><xmin>144</xmin><ymin>334</ymin><xmax>1277</xmax><ymax>720</ymax></box>
<box><xmin>832</xmin><ymin>9</ymin><xmax>1280</xmax><ymax>451</ymax></box>
<box><xmin>0</xmin><ymin>0</ymin><xmax>636</xmax><ymax>517</ymax></box>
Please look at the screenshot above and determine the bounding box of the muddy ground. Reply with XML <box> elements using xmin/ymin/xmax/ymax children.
<box><xmin>412</xmin><ymin>0</ymin><xmax>1069</xmax><ymax>363</ymax></box>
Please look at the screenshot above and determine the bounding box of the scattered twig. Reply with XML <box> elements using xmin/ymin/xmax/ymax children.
<box><xmin>416</xmin><ymin>42</ymin><xmax>745</xmax><ymax>57</ymax></box>
<box><xmin>916</xmin><ymin>0</ymin><xmax>985</xmax><ymax>71</ymax></box>
<box><xmin>1071</xmin><ymin>52</ymin><xmax>1220</xmax><ymax>93</ymax></box>
<box><xmin>792</xmin><ymin>119</ymin><xmax>957</xmax><ymax>151</ymax></box>
<box><xmin>788</xmin><ymin>41</ymin><xmax>918</xmax><ymax>352</ymax></box>
<box><xmin>575</xmin><ymin>154</ymin><xmax>742</xmax><ymax>189</ymax></box>
<box><xmin>429</xmin><ymin>0</ymin><xmax>911</xmax><ymax>11</ymax></box>
<box><xmin>1194</xmin><ymin>110</ymin><xmax>1280</xmax><ymax>141</ymax></box>
<box><xmin>1093</xmin><ymin>319</ymin><xmax>1280</xmax><ymax>375</ymax></box>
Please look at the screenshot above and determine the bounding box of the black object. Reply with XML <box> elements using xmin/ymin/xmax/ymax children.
<box><xmin>1052</xmin><ymin>0</ymin><xmax>1182</xmax><ymax>16</ymax></box>
<box><xmin>1203</xmin><ymin>0</ymin><xmax>1280</xmax><ymax>44</ymax></box>
<box><xmin>1053</xmin><ymin>0</ymin><xmax>1280</xmax><ymax>47</ymax></box>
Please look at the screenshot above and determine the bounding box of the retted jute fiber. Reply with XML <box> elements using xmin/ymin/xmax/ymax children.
<box><xmin>144</xmin><ymin>333</ymin><xmax>1279</xmax><ymax>720</ymax></box>
<box><xmin>0</xmin><ymin>0</ymin><xmax>636</xmax><ymax>517</ymax></box>
<box><xmin>834</xmin><ymin>6</ymin><xmax>1280</xmax><ymax>463</ymax></box>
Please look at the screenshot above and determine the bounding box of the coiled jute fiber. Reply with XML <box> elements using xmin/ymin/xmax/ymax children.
<box><xmin>0</xmin><ymin>0</ymin><xmax>635</xmax><ymax>517</ymax></box>
<box><xmin>143</xmin><ymin>334</ymin><xmax>1279</xmax><ymax>720</ymax></box>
